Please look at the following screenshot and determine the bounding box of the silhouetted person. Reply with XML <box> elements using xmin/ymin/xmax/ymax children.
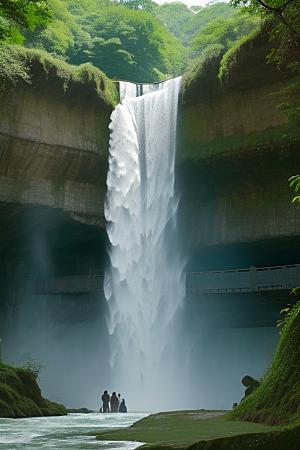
<box><xmin>110</xmin><ymin>391</ymin><xmax>119</xmax><ymax>412</ymax></box>
<box><xmin>101</xmin><ymin>390</ymin><xmax>110</xmax><ymax>413</ymax></box>
<box><xmin>119</xmin><ymin>399</ymin><xmax>127</xmax><ymax>413</ymax></box>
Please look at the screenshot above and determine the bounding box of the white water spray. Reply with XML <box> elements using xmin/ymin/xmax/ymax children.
<box><xmin>104</xmin><ymin>77</ymin><xmax>185</xmax><ymax>411</ymax></box>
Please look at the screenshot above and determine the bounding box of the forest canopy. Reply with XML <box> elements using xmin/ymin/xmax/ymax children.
<box><xmin>4</xmin><ymin>1</ymin><xmax>296</xmax><ymax>85</ymax></box>
<box><xmin>17</xmin><ymin>0</ymin><xmax>187</xmax><ymax>82</ymax></box>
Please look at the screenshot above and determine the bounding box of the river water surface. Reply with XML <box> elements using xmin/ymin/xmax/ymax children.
<box><xmin>0</xmin><ymin>412</ymin><xmax>149</xmax><ymax>449</ymax></box>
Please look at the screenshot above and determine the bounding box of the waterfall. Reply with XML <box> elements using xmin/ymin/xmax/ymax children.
<box><xmin>104</xmin><ymin>77</ymin><xmax>185</xmax><ymax>411</ymax></box>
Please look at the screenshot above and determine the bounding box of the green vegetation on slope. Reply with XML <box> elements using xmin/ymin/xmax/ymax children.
<box><xmin>184</xmin><ymin>10</ymin><xmax>260</xmax><ymax>87</ymax></box>
<box><xmin>176</xmin><ymin>425</ymin><xmax>300</xmax><ymax>450</ymax></box>
<box><xmin>0</xmin><ymin>45</ymin><xmax>118</xmax><ymax>107</ymax></box>
<box><xmin>19</xmin><ymin>0</ymin><xmax>185</xmax><ymax>82</ymax></box>
<box><xmin>1</xmin><ymin>1</ymin><xmax>260</xmax><ymax>84</ymax></box>
<box><xmin>228</xmin><ymin>299</ymin><xmax>300</xmax><ymax>426</ymax></box>
<box><xmin>183</xmin><ymin>1</ymin><xmax>238</xmax><ymax>45</ymax></box>
<box><xmin>177</xmin><ymin>123</ymin><xmax>300</xmax><ymax>162</ymax></box>
<box><xmin>152</xmin><ymin>1</ymin><xmax>194</xmax><ymax>46</ymax></box>
<box><xmin>0</xmin><ymin>360</ymin><xmax>66</xmax><ymax>418</ymax></box>
<box><xmin>92</xmin><ymin>410</ymin><xmax>281</xmax><ymax>447</ymax></box>
<box><xmin>153</xmin><ymin>1</ymin><xmax>238</xmax><ymax>47</ymax></box>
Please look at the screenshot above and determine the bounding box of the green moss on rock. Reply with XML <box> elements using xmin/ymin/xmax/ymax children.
<box><xmin>0</xmin><ymin>361</ymin><xmax>67</xmax><ymax>418</ymax></box>
<box><xmin>0</xmin><ymin>45</ymin><xmax>118</xmax><ymax>107</ymax></box>
<box><xmin>181</xmin><ymin>425</ymin><xmax>300</xmax><ymax>450</ymax></box>
<box><xmin>228</xmin><ymin>300</ymin><xmax>300</xmax><ymax>426</ymax></box>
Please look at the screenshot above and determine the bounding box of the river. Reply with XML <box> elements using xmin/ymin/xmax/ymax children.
<box><xmin>0</xmin><ymin>412</ymin><xmax>149</xmax><ymax>449</ymax></box>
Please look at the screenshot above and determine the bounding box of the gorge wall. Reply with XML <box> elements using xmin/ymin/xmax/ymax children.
<box><xmin>0</xmin><ymin>65</ymin><xmax>113</xmax><ymax>221</ymax></box>
<box><xmin>1</xmin><ymin>38</ymin><xmax>299</xmax><ymax>408</ymax></box>
<box><xmin>0</xmin><ymin>37</ymin><xmax>299</xmax><ymax>335</ymax></box>
<box><xmin>177</xmin><ymin>35</ymin><xmax>299</xmax><ymax>270</ymax></box>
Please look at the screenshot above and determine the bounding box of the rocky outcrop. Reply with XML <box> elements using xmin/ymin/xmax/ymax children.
<box><xmin>178</xmin><ymin>33</ymin><xmax>300</xmax><ymax>257</ymax></box>
<box><xmin>0</xmin><ymin>361</ymin><xmax>67</xmax><ymax>418</ymax></box>
<box><xmin>0</xmin><ymin>61</ymin><xmax>115</xmax><ymax>221</ymax></box>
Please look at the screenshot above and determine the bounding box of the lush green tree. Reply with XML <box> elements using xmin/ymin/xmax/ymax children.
<box><xmin>0</xmin><ymin>0</ymin><xmax>52</xmax><ymax>43</ymax></box>
<box><xmin>183</xmin><ymin>1</ymin><xmax>237</xmax><ymax>45</ymax></box>
<box><xmin>86</xmin><ymin>4</ymin><xmax>184</xmax><ymax>81</ymax></box>
<box><xmin>230</xmin><ymin>1</ymin><xmax>300</xmax><ymax>67</ymax></box>
<box><xmin>20</xmin><ymin>0</ymin><xmax>184</xmax><ymax>81</ymax></box>
<box><xmin>190</xmin><ymin>12</ymin><xmax>260</xmax><ymax>56</ymax></box>
<box><xmin>153</xmin><ymin>2</ymin><xmax>193</xmax><ymax>44</ymax></box>
<box><xmin>62</xmin><ymin>0</ymin><xmax>112</xmax><ymax>21</ymax></box>
<box><xmin>117</xmin><ymin>0</ymin><xmax>158</xmax><ymax>12</ymax></box>
<box><xmin>230</xmin><ymin>1</ymin><xmax>300</xmax><ymax>121</ymax></box>
<box><xmin>21</xmin><ymin>0</ymin><xmax>91</xmax><ymax>59</ymax></box>
<box><xmin>2</xmin><ymin>0</ymin><xmax>247</xmax><ymax>83</ymax></box>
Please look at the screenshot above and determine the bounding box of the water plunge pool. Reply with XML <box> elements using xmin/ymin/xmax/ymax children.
<box><xmin>0</xmin><ymin>412</ymin><xmax>148</xmax><ymax>449</ymax></box>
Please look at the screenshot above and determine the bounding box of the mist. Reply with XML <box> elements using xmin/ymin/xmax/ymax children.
<box><xmin>0</xmin><ymin>77</ymin><xmax>284</xmax><ymax>414</ymax></box>
<box><xmin>2</xmin><ymin>261</ymin><xmax>279</xmax><ymax>412</ymax></box>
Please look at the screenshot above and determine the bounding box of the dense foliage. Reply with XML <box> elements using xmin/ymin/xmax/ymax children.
<box><xmin>0</xmin><ymin>44</ymin><xmax>118</xmax><ymax>107</ymax></box>
<box><xmin>190</xmin><ymin>12</ymin><xmax>260</xmax><ymax>57</ymax></box>
<box><xmin>1</xmin><ymin>1</ymin><xmax>298</xmax><ymax>96</ymax></box>
<box><xmin>183</xmin><ymin>7</ymin><xmax>260</xmax><ymax>86</ymax></box>
<box><xmin>19</xmin><ymin>0</ymin><xmax>185</xmax><ymax>82</ymax></box>
<box><xmin>180</xmin><ymin>0</ymin><xmax>238</xmax><ymax>46</ymax></box>
<box><xmin>0</xmin><ymin>0</ymin><xmax>52</xmax><ymax>43</ymax></box>
<box><xmin>1</xmin><ymin>1</ymin><xmax>261</xmax><ymax>83</ymax></box>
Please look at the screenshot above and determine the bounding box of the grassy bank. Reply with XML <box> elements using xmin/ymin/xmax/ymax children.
<box><xmin>0</xmin><ymin>360</ymin><xmax>66</xmax><ymax>418</ymax></box>
<box><xmin>91</xmin><ymin>410</ymin><xmax>283</xmax><ymax>448</ymax></box>
<box><xmin>92</xmin><ymin>302</ymin><xmax>300</xmax><ymax>448</ymax></box>
<box><xmin>228</xmin><ymin>299</ymin><xmax>300</xmax><ymax>426</ymax></box>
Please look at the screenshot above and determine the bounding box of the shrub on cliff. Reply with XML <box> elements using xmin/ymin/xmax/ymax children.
<box><xmin>0</xmin><ymin>361</ymin><xmax>67</xmax><ymax>418</ymax></box>
<box><xmin>0</xmin><ymin>45</ymin><xmax>118</xmax><ymax>107</ymax></box>
<box><xmin>228</xmin><ymin>298</ymin><xmax>300</xmax><ymax>425</ymax></box>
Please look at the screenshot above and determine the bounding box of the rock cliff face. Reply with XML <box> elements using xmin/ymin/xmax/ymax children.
<box><xmin>0</xmin><ymin>38</ymin><xmax>298</xmax><ymax>257</ymax></box>
<box><xmin>178</xmin><ymin>35</ymin><xmax>300</xmax><ymax>265</ymax></box>
<box><xmin>180</xmin><ymin>39</ymin><xmax>290</xmax><ymax>146</ymax></box>
<box><xmin>0</xmin><ymin>75</ymin><xmax>112</xmax><ymax>219</ymax></box>
<box><xmin>1</xmin><ymin>39</ymin><xmax>299</xmax><ymax>407</ymax></box>
<box><xmin>0</xmin><ymin>62</ymin><xmax>114</xmax><ymax>368</ymax></box>
<box><xmin>0</xmin><ymin>38</ymin><xmax>299</xmax><ymax>318</ymax></box>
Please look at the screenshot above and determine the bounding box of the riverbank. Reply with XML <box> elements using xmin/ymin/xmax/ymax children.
<box><xmin>91</xmin><ymin>410</ymin><xmax>300</xmax><ymax>449</ymax></box>
<box><xmin>0</xmin><ymin>361</ymin><xmax>66</xmax><ymax>418</ymax></box>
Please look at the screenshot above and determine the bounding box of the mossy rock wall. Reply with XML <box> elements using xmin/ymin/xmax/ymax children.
<box><xmin>178</xmin><ymin>32</ymin><xmax>300</xmax><ymax>252</ymax></box>
<box><xmin>180</xmin><ymin>31</ymin><xmax>293</xmax><ymax>160</ymax></box>
<box><xmin>228</xmin><ymin>300</ymin><xmax>300</xmax><ymax>425</ymax></box>
<box><xmin>0</xmin><ymin>362</ymin><xmax>67</xmax><ymax>418</ymax></box>
<box><xmin>0</xmin><ymin>53</ymin><xmax>116</xmax><ymax>219</ymax></box>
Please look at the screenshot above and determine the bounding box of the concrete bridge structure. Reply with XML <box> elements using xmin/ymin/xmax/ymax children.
<box><xmin>32</xmin><ymin>264</ymin><xmax>300</xmax><ymax>296</ymax></box>
<box><xmin>186</xmin><ymin>264</ymin><xmax>300</xmax><ymax>295</ymax></box>
<box><xmin>31</xmin><ymin>265</ymin><xmax>300</xmax><ymax>328</ymax></box>
<box><xmin>185</xmin><ymin>265</ymin><xmax>300</xmax><ymax>328</ymax></box>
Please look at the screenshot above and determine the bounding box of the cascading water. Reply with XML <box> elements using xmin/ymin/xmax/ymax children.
<box><xmin>104</xmin><ymin>77</ymin><xmax>185</xmax><ymax>411</ymax></box>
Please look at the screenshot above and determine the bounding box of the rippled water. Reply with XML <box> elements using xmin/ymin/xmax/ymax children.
<box><xmin>0</xmin><ymin>412</ymin><xmax>148</xmax><ymax>449</ymax></box>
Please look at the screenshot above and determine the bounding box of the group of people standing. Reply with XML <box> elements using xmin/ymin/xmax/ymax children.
<box><xmin>100</xmin><ymin>390</ymin><xmax>127</xmax><ymax>413</ymax></box>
